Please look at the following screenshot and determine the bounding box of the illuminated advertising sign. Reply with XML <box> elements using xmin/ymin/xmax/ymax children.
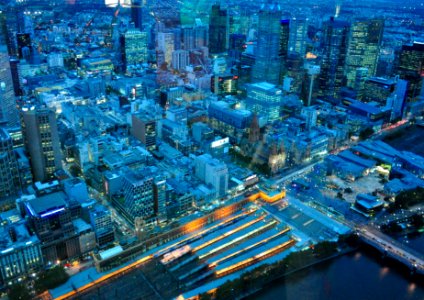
<box><xmin>211</xmin><ymin>137</ymin><xmax>230</xmax><ymax>148</ymax></box>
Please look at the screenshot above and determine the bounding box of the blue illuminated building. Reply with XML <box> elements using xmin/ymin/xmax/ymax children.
<box><xmin>24</xmin><ymin>192</ymin><xmax>81</xmax><ymax>263</ymax></box>
<box><xmin>208</xmin><ymin>101</ymin><xmax>252</xmax><ymax>142</ymax></box>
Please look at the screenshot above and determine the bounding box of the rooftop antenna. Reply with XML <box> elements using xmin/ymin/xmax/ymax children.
<box><xmin>335</xmin><ymin>0</ymin><xmax>342</xmax><ymax>18</ymax></box>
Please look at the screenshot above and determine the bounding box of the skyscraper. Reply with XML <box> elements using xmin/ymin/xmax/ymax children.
<box><xmin>172</xmin><ymin>49</ymin><xmax>190</xmax><ymax>70</ymax></box>
<box><xmin>182</xmin><ymin>27</ymin><xmax>195</xmax><ymax>50</ymax></box>
<box><xmin>157</xmin><ymin>32</ymin><xmax>175</xmax><ymax>66</ymax></box>
<box><xmin>251</xmin><ymin>3</ymin><xmax>282</xmax><ymax>85</ymax></box>
<box><xmin>0</xmin><ymin>128</ymin><xmax>20</xmax><ymax>200</ymax></box>
<box><xmin>288</xmin><ymin>17</ymin><xmax>308</xmax><ymax>57</ymax></box>
<box><xmin>194</xmin><ymin>24</ymin><xmax>208</xmax><ymax>48</ymax></box>
<box><xmin>280</xmin><ymin>19</ymin><xmax>296</xmax><ymax>89</ymax></box>
<box><xmin>318</xmin><ymin>18</ymin><xmax>350</xmax><ymax>100</ymax></box>
<box><xmin>21</xmin><ymin>107</ymin><xmax>62</xmax><ymax>182</ymax></box>
<box><xmin>17</xmin><ymin>33</ymin><xmax>31</xmax><ymax>60</ymax></box>
<box><xmin>279</xmin><ymin>19</ymin><xmax>290</xmax><ymax>59</ymax></box>
<box><xmin>194</xmin><ymin>154</ymin><xmax>228</xmax><ymax>198</ymax></box>
<box><xmin>0</xmin><ymin>46</ymin><xmax>19</xmax><ymax>130</ymax></box>
<box><xmin>122</xmin><ymin>170</ymin><xmax>155</xmax><ymax>222</ymax></box>
<box><xmin>132</xmin><ymin>112</ymin><xmax>157</xmax><ymax>151</ymax></box>
<box><xmin>345</xmin><ymin>19</ymin><xmax>384</xmax><ymax>88</ymax></box>
<box><xmin>89</xmin><ymin>205</ymin><xmax>114</xmax><ymax>248</ymax></box>
<box><xmin>245</xmin><ymin>82</ymin><xmax>283</xmax><ymax>123</ymax></box>
<box><xmin>208</xmin><ymin>4</ymin><xmax>229</xmax><ymax>55</ymax></box>
<box><xmin>24</xmin><ymin>192</ymin><xmax>81</xmax><ymax>263</ymax></box>
<box><xmin>153</xmin><ymin>177</ymin><xmax>167</xmax><ymax>222</ymax></box>
<box><xmin>354</xmin><ymin>67</ymin><xmax>369</xmax><ymax>100</ymax></box>
<box><xmin>131</xmin><ymin>0</ymin><xmax>143</xmax><ymax>30</ymax></box>
<box><xmin>397</xmin><ymin>42</ymin><xmax>424</xmax><ymax>113</ymax></box>
<box><xmin>121</xmin><ymin>30</ymin><xmax>148</xmax><ymax>69</ymax></box>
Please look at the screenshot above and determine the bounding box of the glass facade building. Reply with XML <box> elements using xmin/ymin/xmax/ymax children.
<box><xmin>251</xmin><ymin>3</ymin><xmax>282</xmax><ymax>85</ymax></box>
<box><xmin>209</xmin><ymin>4</ymin><xmax>228</xmax><ymax>55</ymax></box>
<box><xmin>318</xmin><ymin>18</ymin><xmax>350</xmax><ymax>100</ymax></box>
<box><xmin>245</xmin><ymin>82</ymin><xmax>283</xmax><ymax>123</ymax></box>
<box><xmin>345</xmin><ymin>19</ymin><xmax>384</xmax><ymax>88</ymax></box>
<box><xmin>121</xmin><ymin>30</ymin><xmax>148</xmax><ymax>68</ymax></box>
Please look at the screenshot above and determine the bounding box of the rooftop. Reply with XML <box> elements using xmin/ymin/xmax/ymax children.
<box><xmin>26</xmin><ymin>191</ymin><xmax>68</xmax><ymax>218</ymax></box>
<box><xmin>72</xmin><ymin>218</ymin><xmax>92</xmax><ymax>233</ymax></box>
<box><xmin>366</xmin><ymin>76</ymin><xmax>396</xmax><ymax>86</ymax></box>
<box><xmin>209</xmin><ymin>101</ymin><xmax>252</xmax><ymax>117</ymax></box>
<box><xmin>396</xmin><ymin>151</ymin><xmax>424</xmax><ymax>171</ymax></box>
<box><xmin>99</xmin><ymin>245</ymin><xmax>123</xmax><ymax>261</ymax></box>
<box><xmin>0</xmin><ymin>128</ymin><xmax>10</xmax><ymax>141</ymax></box>
<box><xmin>338</xmin><ymin>150</ymin><xmax>376</xmax><ymax>169</ymax></box>
<box><xmin>0</xmin><ymin>218</ymin><xmax>39</xmax><ymax>253</ymax></box>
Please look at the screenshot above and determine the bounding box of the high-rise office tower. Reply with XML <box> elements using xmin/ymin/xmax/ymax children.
<box><xmin>131</xmin><ymin>0</ymin><xmax>143</xmax><ymax>30</ymax></box>
<box><xmin>208</xmin><ymin>4</ymin><xmax>229</xmax><ymax>55</ymax></box>
<box><xmin>228</xmin><ymin>33</ymin><xmax>246</xmax><ymax>61</ymax></box>
<box><xmin>89</xmin><ymin>205</ymin><xmax>114</xmax><ymax>248</ymax></box>
<box><xmin>153</xmin><ymin>177</ymin><xmax>167</xmax><ymax>222</ymax></box>
<box><xmin>354</xmin><ymin>67</ymin><xmax>369</xmax><ymax>100</ymax></box>
<box><xmin>362</xmin><ymin>76</ymin><xmax>396</xmax><ymax>104</ymax></box>
<box><xmin>172</xmin><ymin>28</ymin><xmax>182</xmax><ymax>50</ymax></box>
<box><xmin>288</xmin><ymin>17</ymin><xmax>308</xmax><ymax>57</ymax></box>
<box><xmin>345</xmin><ymin>19</ymin><xmax>384</xmax><ymax>88</ymax></box>
<box><xmin>9</xmin><ymin>58</ymin><xmax>21</xmax><ymax>97</ymax></box>
<box><xmin>0</xmin><ymin>128</ymin><xmax>20</xmax><ymax>200</ymax></box>
<box><xmin>0</xmin><ymin>9</ymin><xmax>12</xmax><ymax>56</ymax></box>
<box><xmin>285</xmin><ymin>53</ymin><xmax>305</xmax><ymax>94</ymax></box>
<box><xmin>211</xmin><ymin>74</ymin><xmax>238</xmax><ymax>96</ymax></box>
<box><xmin>194</xmin><ymin>24</ymin><xmax>208</xmax><ymax>48</ymax></box>
<box><xmin>0</xmin><ymin>6</ymin><xmax>19</xmax><ymax>56</ymax></box>
<box><xmin>172</xmin><ymin>49</ymin><xmax>190</xmax><ymax>70</ymax></box>
<box><xmin>132</xmin><ymin>112</ymin><xmax>157</xmax><ymax>151</ymax></box>
<box><xmin>251</xmin><ymin>3</ymin><xmax>282</xmax><ymax>85</ymax></box>
<box><xmin>279</xmin><ymin>19</ymin><xmax>290</xmax><ymax>79</ymax></box>
<box><xmin>16</xmin><ymin>33</ymin><xmax>31</xmax><ymax>60</ymax></box>
<box><xmin>194</xmin><ymin>154</ymin><xmax>229</xmax><ymax>198</ymax></box>
<box><xmin>318</xmin><ymin>18</ymin><xmax>350</xmax><ymax>100</ymax></box>
<box><xmin>157</xmin><ymin>32</ymin><xmax>175</xmax><ymax>66</ymax></box>
<box><xmin>182</xmin><ymin>27</ymin><xmax>195</xmax><ymax>50</ymax></box>
<box><xmin>122</xmin><ymin>170</ymin><xmax>155</xmax><ymax>221</ymax></box>
<box><xmin>245</xmin><ymin>82</ymin><xmax>283</xmax><ymax>123</ymax></box>
<box><xmin>23</xmin><ymin>192</ymin><xmax>81</xmax><ymax>263</ymax></box>
<box><xmin>280</xmin><ymin>19</ymin><xmax>290</xmax><ymax>59</ymax></box>
<box><xmin>121</xmin><ymin>29</ymin><xmax>148</xmax><ymax>69</ymax></box>
<box><xmin>21</xmin><ymin>107</ymin><xmax>62</xmax><ymax>182</ymax></box>
<box><xmin>0</xmin><ymin>46</ymin><xmax>19</xmax><ymax>130</ymax></box>
<box><xmin>397</xmin><ymin>42</ymin><xmax>424</xmax><ymax>113</ymax></box>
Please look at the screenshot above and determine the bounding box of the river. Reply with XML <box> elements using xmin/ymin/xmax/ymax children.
<box><xmin>250</xmin><ymin>246</ymin><xmax>424</xmax><ymax>300</ymax></box>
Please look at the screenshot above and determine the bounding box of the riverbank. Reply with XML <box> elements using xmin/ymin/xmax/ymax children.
<box><xmin>199</xmin><ymin>233</ymin><xmax>424</xmax><ymax>300</ymax></box>
<box><xmin>198</xmin><ymin>237</ymin><xmax>359</xmax><ymax>300</ymax></box>
<box><xmin>238</xmin><ymin>246</ymin><xmax>357</xmax><ymax>300</ymax></box>
<box><xmin>251</xmin><ymin>245</ymin><xmax>424</xmax><ymax>300</ymax></box>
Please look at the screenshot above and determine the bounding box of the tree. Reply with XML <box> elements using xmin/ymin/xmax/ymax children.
<box><xmin>381</xmin><ymin>222</ymin><xmax>402</xmax><ymax>234</ymax></box>
<box><xmin>199</xmin><ymin>292</ymin><xmax>213</xmax><ymax>300</ymax></box>
<box><xmin>69</xmin><ymin>164</ymin><xmax>81</xmax><ymax>177</ymax></box>
<box><xmin>359</xmin><ymin>127</ymin><xmax>374</xmax><ymax>140</ymax></box>
<box><xmin>314</xmin><ymin>241</ymin><xmax>337</xmax><ymax>257</ymax></box>
<box><xmin>35</xmin><ymin>266</ymin><xmax>69</xmax><ymax>293</ymax></box>
<box><xmin>8</xmin><ymin>283</ymin><xmax>31</xmax><ymax>300</ymax></box>
<box><xmin>390</xmin><ymin>187</ymin><xmax>424</xmax><ymax>211</ymax></box>
<box><xmin>344</xmin><ymin>187</ymin><xmax>353</xmax><ymax>194</ymax></box>
<box><xmin>410</xmin><ymin>214</ymin><xmax>424</xmax><ymax>228</ymax></box>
